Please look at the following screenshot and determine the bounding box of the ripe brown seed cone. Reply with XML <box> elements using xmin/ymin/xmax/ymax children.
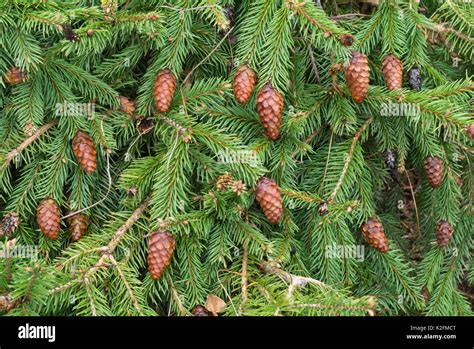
<box><xmin>466</xmin><ymin>124</ymin><xmax>474</xmax><ymax>139</ymax></box>
<box><xmin>233</xmin><ymin>65</ymin><xmax>256</xmax><ymax>104</ymax></box>
<box><xmin>37</xmin><ymin>199</ymin><xmax>61</xmax><ymax>240</ymax></box>
<box><xmin>153</xmin><ymin>69</ymin><xmax>176</xmax><ymax>113</ymax></box>
<box><xmin>345</xmin><ymin>51</ymin><xmax>370</xmax><ymax>103</ymax></box>
<box><xmin>72</xmin><ymin>131</ymin><xmax>97</xmax><ymax>173</ymax></box>
<box><xmin>436</xmin><ymin>220</ymin><xmax>453</xmax><ymax>247</ymax></box>
<box><xmin>148</xmin><ymin>231</ymin><xmax>176</xmax><ymax>280</ymax></box>
<box><xmin>66</xmin><ymin>213</ymin><xmax>90</xmax><ymax>242</ymax></box>
<box><xmin>255</xmin><ymin>177</ymin><xmax>282</xmax><ymax>225</ymax></box>
<box><xmin>381</xmin><ymin>54</ymin><xmax>403</xmax><ymax>90</ymax></box>
<box><xmin>256</xmin><ymin>83</ymin><xmax>283</xmax><ymax>140</ymax></box>
<box><xmin>191</xmin><ymin>305</ymin><xmax>213</xmax><ymax>316</ymax></box>
<box><xmin>361</xmin><ymin>218</ymin><xmax>389</xmax><ymax>253</ymax></box>
<box><xmin>423</xmin><ymin>156</ymin><xmax>443</xmax><ymax>188</ymax></box>
<box><xmin>4</xmin><ymin>67</ymin><xmax>26</xmax><ymax>85</ymax></box>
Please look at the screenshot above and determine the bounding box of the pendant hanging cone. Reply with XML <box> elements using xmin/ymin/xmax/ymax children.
<box><xmin>4</xmin><ymin>67</ymin><xmax>26</xmax><ymax>85</ymax></box>
<box><xmin>148</xmin><ymin>231</ymin><xmax>176</xmax><ymax>280</ymax></box>
<box><xmin>66</xmin><ymin>213</ymin><xmax>90</xmax><ymax>241</ymax></box>
<box><xmin>255</xmin><ymin>177</ymin><xmax>282</xmax><ymax>224</ymax></box>
<box><xmin>436</xmin><ymin>220</ymin><xmax>453</xmax><ymax>247</ymax></box>
<box><xmin>345</xmin><ymin>51</ymin><xmax>370</xmax><ymax>103</ymax></box>
<box><xmin>407</xmin><ymin>66</ymin><xmax>421</xmax><ymax>91</ymax></box>
<box><xmin>256</xmin><ymin>82</ymin><xmax>283</xmax><ymax>140</ymax></box>
<box><xmin>361</xmin><ymin>218</ymin><xmax>389</xmax><ymax>253</ymax></box>
<box><xmin>153</xmin><ymin>69</ymin><xmax>176</xmax><ymax>113</ymax></box>
<box><xmin>37</xmin><ymin>199</ymin><xmax>61</xmax><ymax>240</ymax></box>
<box><xmin>72</xmin><ymin>131</ymin><xmax>97</xmax><ymax>173</ymax></box>
<box><xmin>423</xmin><ymin>156</ymin><xmax>443</xmax><ymax>188</ymax></box>
<box><xmin>233</xmin><ymin>65</ymin><xmax>256</xmax><ymax>104</ymax></box>
<box><xmin>381</xmin><ymin>54</ymin><xmax>403</xmax><ymax>90</ymax></box>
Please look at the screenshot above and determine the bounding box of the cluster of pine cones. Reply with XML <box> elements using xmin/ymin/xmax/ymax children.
<box><xmin>233</xmin><ymin>65</ymin><xmax>283</xmax><ymax>140</ymax></box>
<box><xmin>34</xmin><ymin>131</ymin><xmax>97</xmax><ymax>241</ymax></box>
<box><xmin>4</xmin><ymin>37</ymin><xmax>469</xmax><ymax>283</ymax></box>
<box><xmin>345</xmin><ymin>51</ymin><xmax>407</xmax><ymax>103</ymax></box>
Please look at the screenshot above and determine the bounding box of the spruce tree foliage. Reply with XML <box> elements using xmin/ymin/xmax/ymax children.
<box><xmin>0</xmin><ymin>0</ymin><xmax>472</xmax><ymax>317</ymax></box>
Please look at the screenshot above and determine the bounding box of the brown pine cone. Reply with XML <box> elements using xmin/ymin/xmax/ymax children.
<box><xmin>118</xmin><ymin>96</ymin><xmax>135</xmax><ymax>116</ymax></box>
<box><xmin>466</xmin><ymin>124</ymin><xmax>474</xmax><ymax>139</ymax></box>
<box><xmin>361</xmin><ymin>217</ymin><xmax>389</xmax><ymax>253</ymax></box>
<box><xmin>191</xmin><ymin>305</ymin><xmax>213</xmax><ymax>317</ymax></box>
<box><xmin>37</xmin><ymin>199</ymin><xmax>61</xmax><ymax>240</ymax></box>
<box><xmin>66</xmin><ymin>213</ymin><xmax>90</xmax><ymax>242</ymax></box>
<box><xmin>381</xmin><ymin>54</ymin><xmax>403</xmax><ymax>90</ymax></box>
<box><xmin>436</xmin><ymin>220</ymin><xmax>453</xmax><ymax>247</ymax></box>
<box><xmin>423</xmin><ymin>156</ymin><xmax>443</xmax><ymax>188</ymax></box>
<box><xmin>255</xmin><ymin>177</ymin><xmax>282</xmax><ymax>225</ymax></box>
<box><xmin>345</xmin><ymin>51</ymin><xmax>370</xmax><ymax>103</ymax></box>
<box><xmin>148</xmin><ymin>231</ymin><xmax>176</xmax><ymax>280</ymax></box>
<box><xmin>256</xmin><ymin>83</ymin><xmax>283</xmax><ymax>140</ymax></box>
<box><xmin>72</xmin><ymin>131</ymin><xmax>97</xmax><ymax>174</ymax></box>
<box><xmin>233</xmin><ymin>65</ymin><xmax>256</xmax><ymax>104</ymax></box>
<box><xmin>4</xmin><ymin>67</ymin><xmax>26</xmax><ymax>85</ymax></box>
<box><xmin>0</xmin><ymin>212</ymin><xmax>20</xmax><ymax>237</ymax></box>
<box><xmin>153</xmin><ymin>69</ymin><xmax>176</xmax><ymax>113</ymax></box>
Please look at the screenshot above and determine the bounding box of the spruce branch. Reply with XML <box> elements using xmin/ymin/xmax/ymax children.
<box><xmin>404</xmin><ymin>169</ymin><xmax>421</xmax><ymax>236</ymax></box>
<box><xmin>328</xmin><ymin>117</ymin><xmax>373</xmax><ymax>204</ymax></box>
<box><xmin>109</xmin><ymin>254</ymin><xmax>142</xmax><ymax>315</ymax></box>
<box><xmin>240</xmin><ymin>247</ymin><xmax>249</xmax><ymax>313</ymax></box>
<box><xmin>331</xmin><ymin>14</ymin><xmax>370</xmax><ymax>21</ymax></box>
<box><xmin>258</xmin><ymin>261</ymin><xmax>330</xmax><ymax>298</ymax></box>
<box><xmin>307</xmin><ymin>43</ymin><xmax>321</xmax><ymax>83</ymax></box>
<box><xmin>4</xmin><ymin>121</ymin><xmax>57</xmax><ymax>166</ymax></box>
<box><xmin>431</xmin><ymin>23</ymin><xmax>474</xmax><ymax>44</ymax></box>
<box><xmin>50</xmin><ymin>198</ymin><xmax>150</xmax><ymax>296</ymax></box>
<box><xmin>83</xmin><ymin>277</ymin><xmax>97</xmax><ymax>316</ymax></box>
<box><xmin>158</xmin><ymin>115</ymin><xmax>191</xmax><ymax>140</ymax></box>
<box><xmin>181</xmin><ymin>25</ymin><xmax>234</xmax><ymax>87</ymax></box>
<box><xmin>100</xmin><ymin>198</ymin><xmax>150</xmax><ymax>256</ymax></box>
<box><xmin>287</xmin><ymin>302</ymin><xmax>375</xmax><ymax>315</ymax></box>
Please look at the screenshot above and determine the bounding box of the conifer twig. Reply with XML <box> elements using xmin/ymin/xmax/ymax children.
<box><xmin>83</xmin><ymin>277</ymin><xmax>97</xmax><ymax>316</ymax></box>
<box><xmin>109</xmin><ymin>254</ymin><xmax>142</xmax><ymax>315</ymax></box>
<box><xmin>290</xmin><ymin>128</ymin><xmax>321</xmax><ymax>159</ymax></box>
<box><xmin>240</xmin><ymin>248</ymin><xmax>249</xmax><ymax>312</ymax></box>
<box><xmin>61</xmin><ymin>152</ymin><xmax>114</xmax><ymax>220</ymax></box>
<box><xmin>287</xmin><ymin>302</ymin><xmax>374</xmax><ymax>314</ymax></box>
<box><xmin>4</xmin><ymin>121</ymin><xmax>57</xmax><ymax>165</ymax></box>
<box><xmin>404</xmin><ymin>170</ymin><xmax>421</xmax><ymax>236</ymax></box>
<box><xmin>258</xmin><ymin>261</ymin><xmax>330</xmax><ymax>300</ymax></box>
<box><xmin>330</xmin><ymin>14</ymin><xmax>370</xmax><ymax>21</ymax></box>
<box><xmin>181</xmin><ymin>26</ymin><xmax>234</xmax><ymax>87</ymax></box>
<box><xmin>307</xmin><ymin>43</ymin><xmax>321</xmax><ymax>83</ymax></box>
<box><xmin>51</xmin><ymin>198</ymin><xmax>151</xmax><ymax>298</ymax></box>
<box><xmin>328</xmin><ymin>117</ymin><xmax>373</xmax><ymax>204</ymax></box>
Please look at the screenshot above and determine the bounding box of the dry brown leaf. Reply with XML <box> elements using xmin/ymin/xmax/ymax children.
<box><xmin>204</xmin><ymin>294</ymin><xmax>226</xmax><ymax>315</ymax></box>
